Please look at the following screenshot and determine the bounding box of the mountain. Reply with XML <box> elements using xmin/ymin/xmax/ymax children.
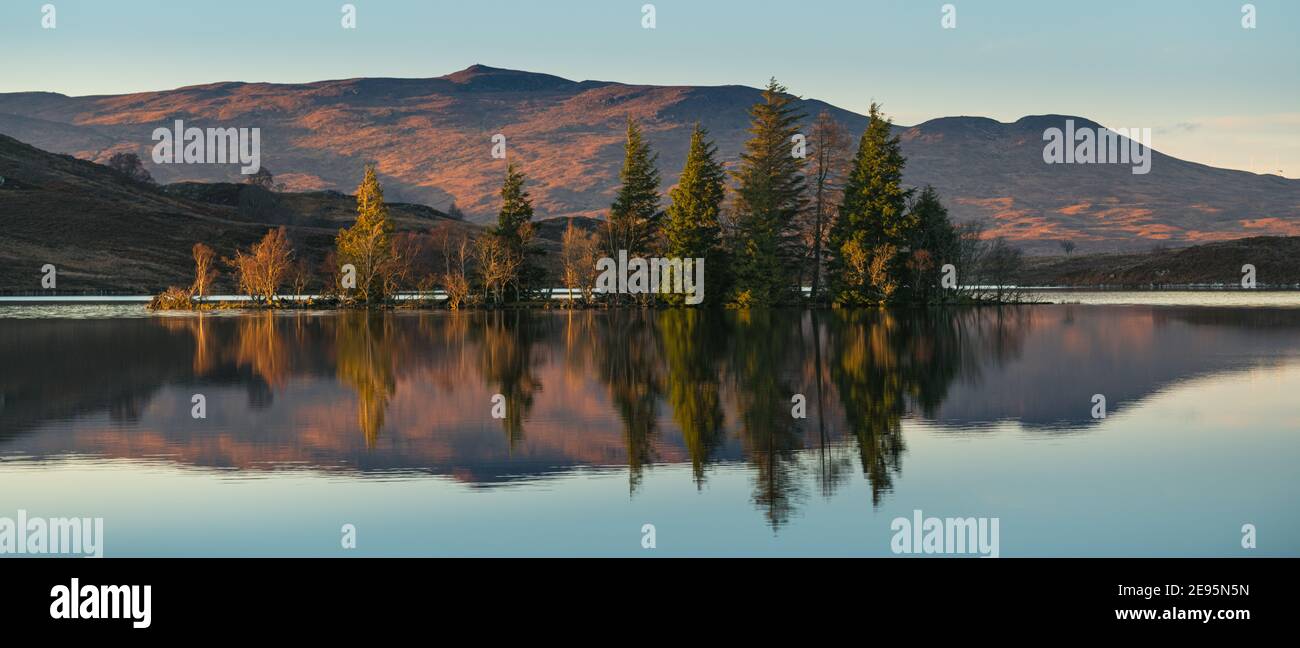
<box><xmin>1</xmin><ymin>64</ymin><xmax>1298</xmax><ymax>254</ymax></box>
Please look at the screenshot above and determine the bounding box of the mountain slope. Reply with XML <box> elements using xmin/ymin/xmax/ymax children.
<box><xmin>1</xmin><ymin>65</ymin><xmax>1298</xmax><ymax>253</ymax></box>
<box><xmin>0</xmin><ymin>133</ymin><xmax>472</xmax><ymax>292</ymax></box>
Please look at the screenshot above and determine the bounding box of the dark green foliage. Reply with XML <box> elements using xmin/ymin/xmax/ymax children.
<box><xmin>727</xmin><ymin>79</ymin><xmax>807</xmax><ymax>306</ymax></box>
<box><xmin>604</xmin><ymin>117</ymin><xmax>662</xmax><ymax>258</ymax></box>
<box><xmin>901</xmin><ymin>185</ymin><xmax>961</xmax><ymax>302</ymax></box>
<box><xmin>827</xmin><ymin>102</ymin><xmax>913</xmax><ymax>305</ymax></box>
<box><xmin>663</xmin><ymin>123</ymin><xmax>727</xmax><ymax>305</ymax></box>
<box><xmin>495</xmin><ymin>161</ymin><xmax>544</xmax><ymax>299</ymax></box>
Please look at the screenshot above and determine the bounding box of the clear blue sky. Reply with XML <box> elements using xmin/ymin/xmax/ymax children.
<box><xmin>3</xmin><ymin>0</ymin><xmax>1297</xmax><ymax>175</ymax></box>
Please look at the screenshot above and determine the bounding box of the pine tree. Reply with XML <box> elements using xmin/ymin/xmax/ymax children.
<box><xmin>663</xmin><ymin>123</ymin><xmax>726</xmax><ymax>305</ymax></box>
<box><xmin>497</xmin><ymin>161</ymin><xmax>534</xmax><ymax>244</ymax></box>
<box><xmin>827</xmin><ymin>102</ymin><xmax>914</xmax><ymax>305</ymax></box>
<box><xmin>604</xmin><ymin>117</ymin><xmax>662</xmax><ymax>258</ymax></box>
<box><xmin>494</xmin><ymin>161</ymin><xmax>540</xmax><ymax>301</ymax></box>
<box><xmin>728</xmin><ymin>79</ymin><xmax>807</xmax><ymax>306</ymax></box>
<box><xmin>335</xmin><ymin>163</ymin><xmax>395</xmax><ymax>304</ymax></box>
<box><xmin>903</xmin><ymin>185</ymin><xmax>960</xmax><ymax>303</ymax></box>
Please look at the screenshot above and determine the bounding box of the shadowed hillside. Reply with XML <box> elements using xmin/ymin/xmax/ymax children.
<box><xmin>0</xmin><ymin>133</ymin><xmax>476</xmax><ymax>293</ymax></box>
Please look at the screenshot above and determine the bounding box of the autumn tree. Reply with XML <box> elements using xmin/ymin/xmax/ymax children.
<box><xmin>728</xmin><ymin>79</ymin><xmax>806</xmax><ymax>306</ymax></box>
<box><xmin>189</xmin><ymin>242</ymin><xmax>219</xmax><ymax>299</ymax></box>
<box><xmin>560</xmin><ymin>219</ymin><xmax>602</xmax><ymax>305</ymax></box>
<box><xmin>228</xmin><ymin>227</ymin><xmax>293</xmax><ymax>304</ymax></box>
<box><xmin>335</xmin><ymin>164</ymin><xmax>396</xmax><ymax>304</ymax></box>
<box><xmin>389</xmin><ymin>231</ymin><xmax>434</xmax><ymax>299</ymax></box>
<box><xmin>475</xmin><ymin>232</ymin><xmax>520</xmax><ymax>306</ymax></box>
<box><xmin>803</xmin><ymin>110</ymin><xmax>851</xmax><ymax>301</ymax></box>
<box><xmin>440</xmin><ymin>230</ymin><xmax>473</xmax><ymax>310</ymax></box>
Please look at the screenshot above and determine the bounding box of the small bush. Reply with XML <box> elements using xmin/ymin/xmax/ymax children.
<box><xmin>149</xmin><ymin>286</ymin><xmax>194</xmax><ymax>310</ymax></box>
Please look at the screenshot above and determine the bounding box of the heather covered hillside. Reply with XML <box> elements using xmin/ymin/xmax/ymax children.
<box><xmin>1</xmin><ymin>65</ymin><xmax>1297</xmax><ymax>253</ymax></box>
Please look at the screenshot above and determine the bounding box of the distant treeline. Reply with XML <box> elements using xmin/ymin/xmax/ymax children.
<box><xmin>154</xmin><ymin>80</ymin><xmax>1027</xmax><ymax>310</ymax></box>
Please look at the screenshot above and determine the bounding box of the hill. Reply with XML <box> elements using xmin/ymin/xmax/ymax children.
<box><xmin>1016</xmin><ymin>236</ymin><xmax>1300</xmax><ymax>287</ymax></box>
<box><xmin>0</xmin><ymin>133</ymin><xmax>474</xmax><ymax>293</ymax></box>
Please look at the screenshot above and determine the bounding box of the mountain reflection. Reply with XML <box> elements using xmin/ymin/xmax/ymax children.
<box><xmin>3</xmin><ymin>305</ymin><xmax>1300</xmax><ymax>529</ymax></box>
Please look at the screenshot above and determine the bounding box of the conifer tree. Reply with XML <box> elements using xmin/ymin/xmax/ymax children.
<box><xmin>663</xmin><ymin>123</ymin><xmax>726</xmax><ymax>305</ymax></box>
<box><xmin>903</xmin><ymin>185</ymin><xmax>960</xmax><ymax>302</ymax></box>
<box><xmin>604</xmin><ymin>117</ymin><xmax>662</xmax><ymax>258</ymax></box>
<box><xmin>497</xmin><ymin>161</ymin><xmax>534</xmax><ymax>245</ymax></box>
<box><xmin>827</xmin><ymin>103</ymin><xmax>914</xmax><ymax>305</ymax></box>
<box><xmin>494</xmin><ymin>161</ymin><xmax>541</xmax><ymax>300</ymax></box>
<box><xmin>728</xmin><ymin>79</ymin><xmax>807</xmax><ymax>306</ymax></box>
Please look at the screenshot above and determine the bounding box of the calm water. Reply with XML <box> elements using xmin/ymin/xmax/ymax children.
<box><xmin>1</xmin><ymin>302</ymin><xmax>1298</xmax><ymax>556</ymax></box>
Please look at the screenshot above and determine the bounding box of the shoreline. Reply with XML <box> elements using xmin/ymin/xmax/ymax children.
<box><xmin>4</xmin><ymin>286</ymin><xmax>1300</xmax><ymax>306</ymax></box>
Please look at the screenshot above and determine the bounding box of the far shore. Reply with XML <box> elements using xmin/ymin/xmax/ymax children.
<box><xmin>4</xmin><ymin>285</ymin><xmax>1300</xmax><ymax>307</ymax></box>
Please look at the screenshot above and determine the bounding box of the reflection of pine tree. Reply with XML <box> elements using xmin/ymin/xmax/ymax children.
<box><xmin>829</xmin><ymin>310</ymin><xmax>906</xmax><ymax>505</ymax></box>
<box><xmin>827</xmin><ymin>309</ymin><xmax>975</xmax><ymax>505</ymax></box>
<box><xmin>729</xmin><ymin>310</ymin><xmax>805</xmax><ymax>529</ymax></box>
<box><xmin>596</xmin><ymin>310</ymin><xmax>664</xmax><ymax>493</ymax></box>
<box><xmin>334</xmin><ymin>312</ymin><xmax>397</xmax><ymax>448</ymax></box>
<box><xmin>477</xmin><ymin>310</ymin><xmax>542</xmax><ymax>449</ymax></box>
<box><xmin>659</xmin><ymin>309</ymin><xmax>727</xmax><ymax>486</ymax></box>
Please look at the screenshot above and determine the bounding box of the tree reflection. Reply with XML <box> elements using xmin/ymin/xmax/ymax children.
<box><xmin>729</xmin><ymin>309</ymin><xmax>806</xmax><ymax>529</ymax></box>
<box><xmin>596</xmin><ymin>310</ymin><xmax>664</xmax><ymax>492</ymax></box>
<box><xmin>659</xmin><ymin>309</ymin><xmax>727</xmax><ymax>486</ymax></box>
<box><xmin>334</xmin><ymin>312</ymin><xmax>397</xmax><ymax>448</ymax></box>
<box><xmin>126</xmin><ymin>307</ymin><xmax>1040</xmax><ymax>529</ymax></box>
<box><xmin>476</xmin><ymin>310</ymin><xmax>543</xmax><ymax>449</ymax></box>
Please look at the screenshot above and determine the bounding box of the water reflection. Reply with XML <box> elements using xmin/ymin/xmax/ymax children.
<box><xmin>2</xmin><ymin>305</ymin><xmax>1300</xmax><ymax>531</ymax></box>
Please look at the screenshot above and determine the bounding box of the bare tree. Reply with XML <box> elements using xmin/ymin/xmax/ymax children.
<box><xmin>227</xmin><ymin>227</ymin><xmax>293</xmax><ymax>304</ymax></box>
<box><xmin>441</xmin><ymin>232</ymin><xmax>473</xmax><ymax>310</ymax></box>
<box><xmin>474</xmin><ymin>232</ymin><xmax>520</xmax><ymax>306</ymax></box>
<box><xmin>289</xmin><ymin>257</ymin><xmax>312</xmax><ymax>302</ymax></box>
<box><xmin>803</xmin><ymin>110</ymin><xmax>851</xmax><ymax>299</ymax></box>
<box><xmin>983</xmin><ymin>237</ymin><xmax>1025</xmax><ymax>302</ymax></box>
<box><xmin>560</xmin><ymin>219</ymin><xmax>601</xmax><ymax>306</ymax></box>
<box><xmin>956</xmin><ymin>218</ymin><xmax>989</xmax><ymax>296</ymax></box>
<box><xmin>1058</xmin><ymin>239</ymin><xmax>1077</xmax><ymax>255</ymax></box>
<box><xmin>189</xmin><ymin>243</ymin><xmax>219</xmax><ymax>300</ymax></box>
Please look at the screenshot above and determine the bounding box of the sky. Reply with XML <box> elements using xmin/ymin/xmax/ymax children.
<box><xmin>2</xmin><ymin>0</ymin><xmax>1298</xmax><ymax>176</ymax></box>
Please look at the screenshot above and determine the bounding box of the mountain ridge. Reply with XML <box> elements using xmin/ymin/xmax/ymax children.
<box><xmin>1</xmin><ymin>64</ymin><xmax>1297</xmax><ymax>253</ymax></box>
